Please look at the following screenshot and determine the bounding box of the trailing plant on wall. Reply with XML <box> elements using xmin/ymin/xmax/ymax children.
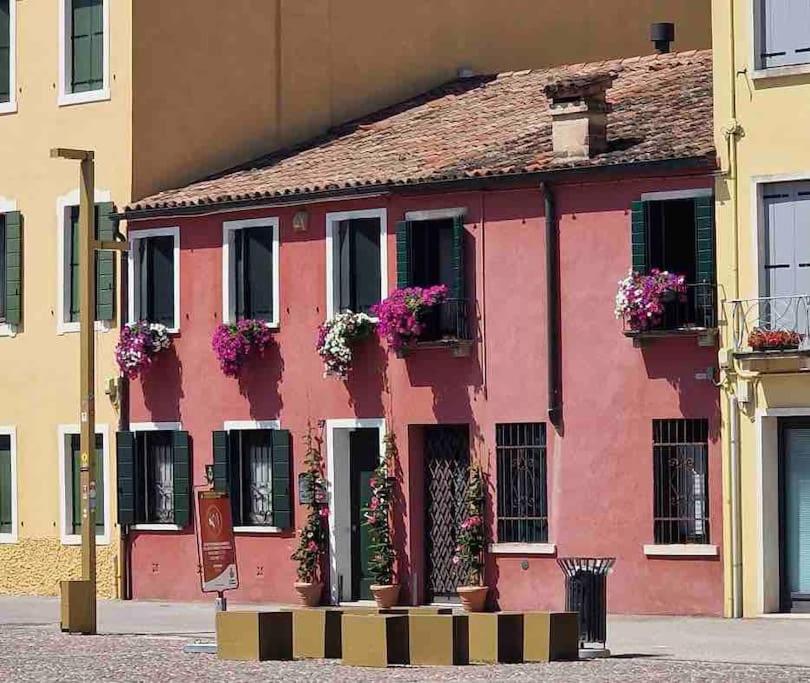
<box><xmin>363</xmin><ymin>432</ymin><xmax>398</xmax><ymax>586</ymax></box>
<box><xmin>614</xmin><ymin>269</ymin><xmax>686</xmax><ymax>331</ymax></box>
<box><xmin>211</xmin><ymin>319</ymin><xmax>275</xmax><ymax>377</ymax></box>
<box><xmin>316</xmin><ymin>311</ymin><xmax>376</xmax><ymax>379</ymax></box>
<box><xmin>290</xmin><ymin>428</ymin><xmax>329</xmax><ymax>583</ymax></box>
<box><xmin>454</xmin><ymin>464</ymin><xmax>486</xmax><ymax>587</ymax></box>
<box><xmin>115</xmin><ymin>322</ymin><xmax>172</xmax><ymax>379</ymax></box>
<box><xmin>748</xmin><ymin>328</ymin><xmax>804</xmax><ymax>352</ymax></box>
<box><xmin>371</xmin><ymin>285</ymin><xmax>448</xmax><ymax>352</ymax></box>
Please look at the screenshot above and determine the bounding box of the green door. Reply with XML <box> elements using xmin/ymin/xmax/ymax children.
<box><xmin>350</xmin><ymin>429</ymin><xmax>379</xmax><ymax>601</ymax></box>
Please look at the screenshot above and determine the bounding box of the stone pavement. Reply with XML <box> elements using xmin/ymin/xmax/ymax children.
<box><xmin>3</xmin><ymin>596</ymin><xmax>810</xmax><ymax>681</ymax></box>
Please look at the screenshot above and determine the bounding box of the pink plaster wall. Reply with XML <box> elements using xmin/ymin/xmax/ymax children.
<box><xmin>127</xmin><ymin>170</ymin><xmax>722</xmax><ymax>615</ymax></box>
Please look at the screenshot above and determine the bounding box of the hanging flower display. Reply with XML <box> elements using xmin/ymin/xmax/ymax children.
<box><xmin>454</xmin><ymin>465</ymin><xmax>486</xmax><ymax>586</ymax></box>
<box><xmin>211</xmin><ymin>319</ymin><xmax>275</xmax><ymax>377</ymax></box>
<box><xmin>115</xmin><ymin>322</ymin><xmax>172</xmax><ymax>379</ymax></box>
<box><xmin>316</xmin><ymin>311</ymin><xmax>376</xmax><ymax>378</ymax></box>
<box><xmin>614</xmin><ymin>269</ymin><xmax>687</xmax><ymax>331</ymax></box>
<box><xmin>363</xmin><ymin>433</ymin><xmax>397</xmax><ymax>589</ymax></box>
<box><xmin>371</xmin><ymin>284</ymin><xmax>449</xmax><ymax>352</ymax></box>
<box><xmin>290</xmin><ymin>428</ymin><xmax>329</xmax><ymax>601</ymax></box>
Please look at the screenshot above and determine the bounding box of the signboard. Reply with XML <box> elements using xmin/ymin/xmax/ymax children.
<box><xmin>197</xmin><ymin>491</ymin><xmax>239</xmax><ymax>593</ymax></box>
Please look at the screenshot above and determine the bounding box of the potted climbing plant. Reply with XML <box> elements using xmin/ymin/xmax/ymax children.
<box><xmin>455</xmin><ymin>464</ymin><xmax>488</xmax><ymax>612</ymax></box>
<box><xmin>363</xmin><ymin>432</ymin><xmax>399</xmax><ymax>608</ymax></box>
<box><xmin>115</xmin><ymin>321</ymin><xmax>172</xmax><ymax>379</ymax></box>
<box><xmin>290</xmin><ymin>427</ymin><xmax>329</xmax><ymax>607</ymax></box>
<box><xmin>211</xmin><ymin>319</ymin><xmax>275</xmax><ymax>377</ymax></box>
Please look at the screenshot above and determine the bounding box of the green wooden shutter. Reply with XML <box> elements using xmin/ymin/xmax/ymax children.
<box><xmin>0</xmin><ymin>434</ymin><xmax>11</xmax><ymax>534</ymax></box>
<box><xmin>212</xmin><ymin>431</ymin><xmax>230</xmax><ymax>493</ymax></box>
<box><xmin>271</xmin><ymin>429</ymin><xmax>291</xmax><ymax>529</ymax></box>
<box><xmin>0</xmin><ymin>0</ymin><xmax>10</xmax><ymax>104</ymax></box>
<box><xmin>116</xmin><ymin>431</ymin><xmax>136</xmax><ymax>525</ymax></box>
<box><xmin>396</xmin><ymin>220</ymin><xmax>413</xmax><ymax>289</ymax></box>
<box><xmin>69</xmin><ymin>434</ymin><xmax>81</xmax><ymax>533</ymax></box>
<box><xmin>451</xmin><ymin>216</ymin><xmax>465</xmax><ymax>300</ymax></box>
<box><xmin>353</xmin><ymin>218</ymin><xmax>382</xmax><ymax>314</ymax></box>
<box><xmin>95</xmin><ymin>202</ymin><xmax>115</xmax><ymax>322</ymax></box>
<box><xmin>4</xmin><ymin>210</ymin><xmax>21</xmax><ymax>326</ymax></box>
<box><xmin>630</xmin><ymin>201</ymin><xmax>648</xmax><ymax>274</ymax></box>
<box><xmin>71</xmin><ymin>0</ymin><xmax>104</xmax><ymax>94</ymax></box>
<box><xmin>172</xmin><ymin>431</ymin><xmax>191</xmax><ymax>527</ymax></box>
<box><xmin>694</xmin><ymin>196</ymin><xmax>716</xmax><ymax>284</ymax></box>
<box><xmin>68</xmin><ymin>207</ymin><xmax>81</xmax><ymax>323</ymax></box>
<box><xmin>93</xmin><ymin>433</ymin><xmax>104</xmax><ymax>532</ymax></box>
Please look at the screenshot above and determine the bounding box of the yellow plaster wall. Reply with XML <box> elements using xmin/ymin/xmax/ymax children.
<box><xmin>713</xmin><ymin>0</ymin><xmax>810</xmax><ymax>616</ymax></box>
<box><xmin>0</xmin><ymin>0</ymin><xmax>132</xmax><ymax>595</ymax></box>
<box><xmin>131</xmin><ymin>0</ymin><xmax>711</xmax><ymax>200</ymax></box>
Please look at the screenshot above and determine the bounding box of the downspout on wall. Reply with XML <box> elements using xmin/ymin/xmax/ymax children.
<box><xmin>542</xmin><ymin>182</ymin><xmax>563</xmax><ymax>433</ymax></box>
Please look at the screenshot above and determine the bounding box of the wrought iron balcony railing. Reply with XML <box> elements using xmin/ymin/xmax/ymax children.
<box><xmin>728</xmin><ymin>294</ymin><xmax>810</xmax><ymax>353</ymax></box>
<box><xmin>623</xmin><ymin>282</ymin><xmax>717</xmax><ymax>337</ymax></box>
<box><xmin>417</xmin><ymin>298</ymin><xmax>473</xmax><ymax>345</ymax></box>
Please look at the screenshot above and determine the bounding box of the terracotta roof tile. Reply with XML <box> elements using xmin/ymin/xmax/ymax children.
<box><xmin>126</xmin><ymin>50</ymin><xmax>714</xmax><ymax>214</ymax></box>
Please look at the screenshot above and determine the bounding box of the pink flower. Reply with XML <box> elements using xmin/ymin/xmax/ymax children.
<box><xmin>307</xmin><ymin>541</ymin><xmax>318</xmax><ymax>552</ymax></box>
<box><xmin>319</xmin><ymin>507</ymin><xmax>330</xmax><ymax>518</ymax></box>
<box><xmin>452</xmin><ymin>555</ymin><xmax>461</xmax><ymax>565</ymax></box>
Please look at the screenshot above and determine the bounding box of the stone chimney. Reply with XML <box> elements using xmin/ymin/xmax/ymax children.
<box><xmin>544</xmin><ymin>72</ymin><xmax>616</xmax><ymax>161</ymax></box>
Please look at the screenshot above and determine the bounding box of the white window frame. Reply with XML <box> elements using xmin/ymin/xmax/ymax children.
<box><xmin>325</xmin><ymin>208</ymin><xmax>388</xmax><ymax>319</ymax></box>
<box><xmin>0</xmin><ymin>0</ymin><xmax>17</xmax><ymax>115</ymax></box>
<box><xmin>128</xmin><ymin>226</ymin><xmax>181</xmax><ymax>333</ymax></box>
<box><xmin>221</xmin><ymin>217</ymin><xmax>280</xmax><ymax>328</ymax></box>
<box><xmin>0</xmin><ymin>425</ymin><xmax>18</xmax><ymax>543</ymax></box>
<box><xmin>750</xmin><ymin>0</ymin><xmax>810</xmax><ymax>79</ymax></box>
<box><xmin>58</xmin><ymin>0</ymin><xmax>110</xmax><ymax>106</ymax></box>
<box><xmin>56</xmin><ymin>188</ymin><xmax>113</xmax><ymax>335</ymax></box>
<box><xmin>129</xmin><ymin>421</ymin><xmax>184</xmax><ymax>531</ymax></box>
<box><xmin>0</xmin><ymin>196</ymin><xmax>18</xmax><ymax>337</ymax></box>
<box><xmin>222</xmin><ymin>420</ymin><xmax>282</xmax><ymax>534</ymax></box>
<box><xmin>58</xmin><ymin>423</ymin><xmax>110</xmax><ymax>545</ymax></box>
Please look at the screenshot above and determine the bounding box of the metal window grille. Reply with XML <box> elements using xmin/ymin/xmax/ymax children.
<box><xmin>143</xmin><ymin>432</ymin><xmax>174</xmax><ymax>524</ymax></box>
<box><xmin>652</xmin><ymin>419</ymin><xmax>710</xmax><ymax>544</ymax></box>
<box><xmin>237</xmin><ymin>430</ymin><xmax>273</xmax><ymax>526</ymax></box>
<box><xmin>496</xmin><ymin>423</ymin><xmax>548</xmax><ymax>543</ymax></box>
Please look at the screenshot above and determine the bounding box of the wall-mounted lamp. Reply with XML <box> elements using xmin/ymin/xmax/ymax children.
<box><xmin>293</xmin><ymin>211</ymin><xmax>308</xmax><ymax>233</ymax></box>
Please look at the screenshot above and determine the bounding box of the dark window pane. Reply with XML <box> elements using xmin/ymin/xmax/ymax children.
<box><xmin>236</xmin><ymin>227</ymin><xmax>274</xmax><ymax>322</ymax></box>
<box><xmin>140</xmin><ymin>235</ymin><xmax>175</xmax><ymax>327</ymax></box>
<box><xmin>0</xmin><ymin>0</ymin><xmax>10</xmax><ymax>103</ymax></box>
<box><xmin>0</xmin><ymin>434</ymin><xmax>11</xmax><ymax>533</ymax></box>
<box><xmin>337</xmin><ymin>218</ymin><xmax>381</xmax><ymax>314</ymax></box>
<box><xmin>69</xmin><ymin>433</ymin><xmax>104</xmax><ymax>533</ymax></box>
<box><xmin>238</xmin><ymin>430</ymin><xmax>273</xmax><ymax>526</ymax></box>
<box><xmin>496</xmin><ymin>423</ymin><xmax>548</xmax><ymax>543</ymax></box>
<box><xmin>140</xmin><ymin>431</ymin><xmax>174</xmax><ymax>524</ymax></box>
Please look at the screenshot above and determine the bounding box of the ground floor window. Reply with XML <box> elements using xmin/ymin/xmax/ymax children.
<box><xmin>496</xmin><ymin>422</ymin><xmax>548</xmax><ymax>543</ymax></box>
<box><xmin>652</xmin><ymin>418</ymin><xmax>709</xmax><ymax>544</ymax></box>
<box><xmin>212</xmin><ymin>428</ymin><xmax>291</xmax><ymax>529</ymax></box>
<box><xmin>0</xmin><ymin>432</ymin><xmax>12</xmax><ymax>535</ymax></box>
<box><xmin>116</xmin><ymin>429</ymin><xmax>190</xmax><ymax>527</ymax></box>
<box><xmin>65</xmin><ymin>432</ymin><xmax>105</xmax><ymax>535</ymax></box>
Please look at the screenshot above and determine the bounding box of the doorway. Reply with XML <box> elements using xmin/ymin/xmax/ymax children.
<box><xmin>780</xmin><ymin>418</ymin><xmax>810</xmax><ymax>612</ymax></box>
<box><xmin>350</xmin><ymin>429</ymin><xmax>378</xmax><ymax>601</ymax></box>
<box><xmin>424</xmin><ymin>425</ymin><xmax>470</xmax><ymax>602</ymax></box>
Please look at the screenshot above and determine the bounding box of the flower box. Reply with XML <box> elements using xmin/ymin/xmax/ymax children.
<box><xmin>748</xmin><ymin>328</ymin><xmax>804</xmax><ymax>352</ymax></box>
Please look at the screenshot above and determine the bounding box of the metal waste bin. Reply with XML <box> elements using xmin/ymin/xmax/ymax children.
<box><xmin>557</xmin><ymin>557</ymin><xmax>615</xmax><ymax>648</ymax></box>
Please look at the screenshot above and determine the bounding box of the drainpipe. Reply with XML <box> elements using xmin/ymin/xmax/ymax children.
<box><xmin>725</xmin><ymin>0</ymin><xmax>744</xmax><ymax>619</ymax></box>
<box><xmin>542</xmin><ymin>183</ymin><xmax>563</xmax><ymax>432</ymax></box>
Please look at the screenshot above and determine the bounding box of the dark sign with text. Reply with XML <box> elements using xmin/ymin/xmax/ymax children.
<box><xmin>197</xmin><ymin>491</ymin><xmax>239</xmax><ymax>593</ymax></box>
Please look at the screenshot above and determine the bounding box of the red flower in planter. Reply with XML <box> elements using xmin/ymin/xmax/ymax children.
<box><xmin>748</xmin><ymin>328</ymin><xmax>804</xmax><ymax>351</ymax></box>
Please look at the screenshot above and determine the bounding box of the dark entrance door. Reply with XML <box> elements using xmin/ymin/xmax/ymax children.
<box><xmin>780</xmin><ymin>419</ymin><xmax>810</xmax><ymax>612</ymax></box>
<box><xmin>350</xmin><ymin>429</ymin><xmax>379</xmax><ymax>601</ymax></box>
<box><xmin>424</xmin><ymin>425</ymin><xmax>470</xmax><ymax>602</ymax></box>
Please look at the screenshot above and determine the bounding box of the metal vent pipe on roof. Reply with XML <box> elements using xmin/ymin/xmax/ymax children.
<box><xmin>651</xmin><ymin>22</ymin><xmax>675</xmax><ymax>54</ymax></box>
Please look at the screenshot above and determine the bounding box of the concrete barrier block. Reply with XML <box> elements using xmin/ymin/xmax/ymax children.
<box><xmin>468</xmin><ymin>612</ymin><xmax>524</xmax><ymax>664</ymax></box>
<box><xmin>408</xmin><ymin>614</ymin><xmax>469</xmax><ymax>666</ymax></box>
<box><xmin>341</xmin><ymin>614</ymin><xmax>409</xmax><ymax>667</ymax></box>
<box><xmin>523</xmin><ymin>611</ymin><xmax>579</xmax><ymax>662</ymax></box>
<box><xmin>216</xmin><ymin>610</ymin><xmax>293</xmax><ymax>661</ymax></box>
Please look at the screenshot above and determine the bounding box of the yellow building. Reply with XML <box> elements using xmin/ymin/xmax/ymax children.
<box><xmin>0</xmin><ymin>0</ymin><xmax>711</xmax><ymax>598</ymax></box>
<box><xmin>714</xmin><ymin>0</ymin><xmax>810</xmax><ymax>616</ymax></box>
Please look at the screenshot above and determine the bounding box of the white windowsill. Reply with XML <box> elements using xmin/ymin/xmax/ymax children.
<box><xmin>0</xmin><ymin>533</ymin><xmax>18</xmax><ymax>544</ymax></box>
<box><xmin>752</xmin><ymin>64</ymin><xmax>810</xmax><ymax>81</ymax></box>
<box><xmin>57</xmin><ymin>320</ymin><xmax>112</xmax><ymax>335</ymax></box>
<box><xmin>643</xmin><ymin>544</ymin><xmax>718</xmax><ymax>557</ymax></box>
<box><xmin>58</xmin><ymin>88</ymin><xmax>111</xmax><ymax>107</ymax></box>
<box><xmin>233</xmin><ymin>526</ymin><xmax>284</xmax><ymax>534</ymax></box>
<box><xmin>61</xmin><ymin>533</ymin><xmax>110</xmax><ymax>546</ymax></box>
<box><xmin>489</xmin><ymin>542</ymin><xmax>557</xmax><ymax>556</ymax></box>
<box><xmin>131</xmin><ymin>523</ymin><xmax>183</xmax><ymax>532</ymax></box>
<box><xmin>0</xmin><ymin>101</ymin><xmax>17</xmax><ymax>116</ymax></box>
<box><xmin>0</xmin><ymin>323</ymin><xmax>17</xmax><ymax>338</ymax></box>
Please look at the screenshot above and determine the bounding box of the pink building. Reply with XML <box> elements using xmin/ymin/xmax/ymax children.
<box><xmin>118</xmin><ymin>50</ymin><xmax>722</xmax><ymax>615</ymax></box>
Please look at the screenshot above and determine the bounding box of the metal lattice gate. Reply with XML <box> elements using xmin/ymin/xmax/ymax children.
<box><xmin>424</xmin><ymin>425</ymin><xmax>470</xmax><ymax>602</ymax></box>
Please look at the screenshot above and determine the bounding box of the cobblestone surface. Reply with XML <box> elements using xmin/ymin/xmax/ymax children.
<box><xmin>3</xmin><ymin>624</ymin><xmax>810</xmax><ymax>682</ymax></box>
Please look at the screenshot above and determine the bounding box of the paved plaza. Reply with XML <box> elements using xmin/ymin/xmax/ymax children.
<box><xmin>3</xmin><ymin>597</ymin><xmax>810</xmax><ymax>681</ymax></box>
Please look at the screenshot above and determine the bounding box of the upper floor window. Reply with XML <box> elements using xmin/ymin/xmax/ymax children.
<box><xmin>60</xmin><ymin>0</ymin><xmax>109</xmax><ymax>106</ymax></box>
<box><xmin>116</xmin><ymin>427</ymin><xmax>190</xmax><ymax>528</ymax></box>
<box><xmin>496</xmin><ymin>423</ymin><xmax>548</xmax><ymax>544</ymax></box>
<box><xmin>629</xmin><ymin>191</ymin><xmax>716</xmax><ymax>331</ymax></box>
<box><xmin>652</xmin><ymin>419</ymin><xmax>710</xmax><ymax>545</ymax></box>
<box><xmin>758</xmin><ymin>0</ymin><xmax>810</xmax><ymax>71</ymax></box>
<box><xmin>0</xmin><ymin>0</ymin><xmax>16</xmax><ymax>113</ymax></box>
<box><xmin>129</xmin><ymin>228</ymin><xmax>179</xmax><ymax>331</ymax></box>
<box><xmin>0</xmin><ymin>208</ymin><xmax>22</xmax><ymax>329</ymax></box>
<box><xmin>326</xmin><ymin>209</ymin><xmax>387</xmax><ymax>317</ymax></box>
<box><xmin>223</xmin><ymin>218</ymin><xmax>279</xmax><ymax>326</ymax></box>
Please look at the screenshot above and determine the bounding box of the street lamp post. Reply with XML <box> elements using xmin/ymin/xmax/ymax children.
<box><xmin>51</xmin><ymin>148</ymin><xmax>127</xmax><ymax>635</ymax></box>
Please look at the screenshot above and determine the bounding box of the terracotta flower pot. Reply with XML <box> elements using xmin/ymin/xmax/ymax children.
<box><xmin>458</xmin><ymin>585</ymin><xmax>489</xmax><ymax>612</ymax></box>
<box><xmin>294</xmin><ymin>581</ymin><xmax>323</xmax><ymax>607</ymax></box>
<box><xmin>370</xmin><ymin>584</ymin><xmax>400</xmax><ymax>609</ymax></box>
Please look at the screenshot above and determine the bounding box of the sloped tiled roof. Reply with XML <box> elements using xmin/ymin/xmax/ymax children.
<box><xmin>126</xmin><ymin>50</ymin><xmax>714</xmax><ymax>215</ymax></box>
